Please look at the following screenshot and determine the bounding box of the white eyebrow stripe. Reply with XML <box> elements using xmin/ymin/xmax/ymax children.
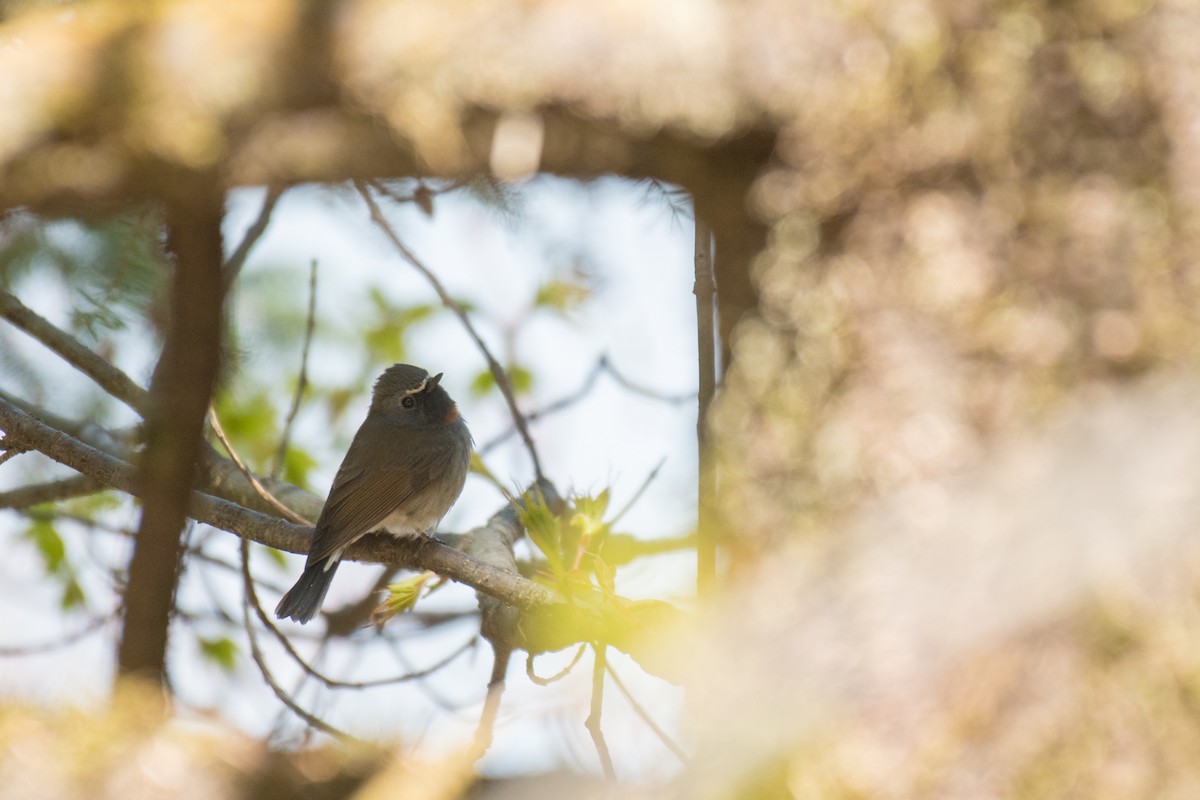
<box><xmin>403</xmin><ymin>376</ymin><xmax>430</xmax><ymax>396</ymax></box>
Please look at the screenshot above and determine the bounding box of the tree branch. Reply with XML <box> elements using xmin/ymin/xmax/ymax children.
<box><xmin>693</xmin><ymin>211</ymin><xmax>717</xmax><ymax>596</ymax></box>
<box><xmin>0</xmin><ymin>290</ymin><xmax>150</xmax><ymax>415</ymax></box>
<box><xmin>117</xmin><ymin>189</ymin><xmax>226</xmax><ymax>685</ymax></box>
<box><xmin>0</xmin><ymin>396</ymin><xmax>686</xmax><ymax>681</ymax></box>
<box><xmin>355</xmin><ymin>180</ymin><xmax>545</xmax><ymax>482</ymax></box>
<box><xmin>0</xmin><ymin>475</ymin><xmax>103</xmax><ymax>510</ymax></box>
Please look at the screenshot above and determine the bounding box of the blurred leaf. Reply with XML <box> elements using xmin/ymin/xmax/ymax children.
<box><xmin>282</xmin><ymin>447</ymin><xmax>317</xmax><ymax>491</ymax></box>
<box><xmin>60</xmin><ymin>578</ymin><xmax>85</xmax><ymax>611</ymax></box>
<box><xmin>470</xmin><ymin>368</ymin><xmax>496</xmax><ymax>397</ymax></box>
<box><xmin>198</xmin><ymin>636</ymin><xmax>239</xmax><ymax>673</ymax></box>
<box><xmin>520</xmin><ymin>492</ymin><xmax>564</xmax><ymax>576</ymax></box>
<box><xmin>256</xmin><ymin>542</ymin><xmax>289</xmax><ymax>570</ymax></box>
<box><xmin>535</xmin><ymin>278</ymin><xmax>591</xmax><ymax>314</ymax></box>
<box><xmin>468</xmin><ymin>452</ymin><xmax>506</xmax><ymax>492</ymax></box>
<box><xmin>212</xmin><ymin>389</ymin><xmax>278</xmax><ymax>467</ymax></box>
<box><xmin>573</xmin><ymin>489</ymin><xmax>610</xmax><ymax>523</ymax></box>
<box><xmin>372</xmin><ymin>571</ymin><xmax>437</xmax><ymax>625</ymax></box>
<box><xmin>509</xmin><ymin>364</ymin><xmax>534</xmax><ymax>394</ymax></box>
<box><xmin>593</xmin><ymin>557</ymin><xmax>616</xmax><ymax>598</ymax></box>
<box><xmin>471</xmin><ymin>365</ymin><xmax>534</xmax><ymax>398</ymax></box>
<box><xmin>25</xmin><ymin>519</ymin><xmax>65</xmax><ymax>574</ymax></box>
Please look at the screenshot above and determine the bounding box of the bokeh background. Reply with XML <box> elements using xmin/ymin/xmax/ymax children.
<box><xmin>4</xmin><ymin>0</ymin><xmax>1200</xmax><ymax>798</ymax></box>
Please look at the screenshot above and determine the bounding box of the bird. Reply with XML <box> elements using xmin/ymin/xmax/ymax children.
<box><xmin>275</xmin><ymin>363</ymin><xmax>472</xmax><ymax>624</ymax></box>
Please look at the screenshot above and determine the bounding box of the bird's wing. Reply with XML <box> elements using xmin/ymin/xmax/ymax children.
<box><xmin>304</xmin><ymin>436</ymin><xmax>459</xmax><ymax>565</ymax></box>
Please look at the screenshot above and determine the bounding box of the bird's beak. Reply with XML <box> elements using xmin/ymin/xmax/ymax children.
<box><xmin>427</xmin><ymin>373</ymin><xmax>443</xmax><ymax>391</ymax></box>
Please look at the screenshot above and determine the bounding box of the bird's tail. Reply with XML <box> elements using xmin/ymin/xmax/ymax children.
<box><xmin>275</xmin><ymin>558</ymin><xmax>339</xmax><ymax>623</ymax></box>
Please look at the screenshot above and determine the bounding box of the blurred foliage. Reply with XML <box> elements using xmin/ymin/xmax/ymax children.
<box><xmin>4</xmin><ymin>0</ymin><xmax>1200</xmax><ymax>795</ymax></box>
<box><xmin>712</xmin><ymin>0</ymin><xmax>1200</xmax><ymax>554</ymax></box>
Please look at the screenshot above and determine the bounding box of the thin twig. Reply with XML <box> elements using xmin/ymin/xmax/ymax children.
<box><xmin>606</xmin><ymin>662</ymin><xmax>688</xmax><ymax>764</ymax></box>
<box><xmin>478</xmin><ymin>359</ymin><xmax>605</xmax><ymax>456</ymax></box>
<box><xmin>0</xmin><ymin>614</ymin><xmax>113</xmax><ymax>656</ymax></box>
<box><xmin>207</xmin><ymin>406</ymin><xmax>311</xmax><ymax>525</ymax></box>
<box><xmin>354</xmin><ymin>180</ymin><xmax>544</xmax><ymax>481</ymax></box>
<box><xmin>477</xmin><ymin>355</ymin><xmax>694</xmax><ymax>456</ymax></box>
<box><xmin>526</xmin><ymin>643</ymin><xmax>588</xmax><ymax>686</ymax></box>
<box><xmin>241</xmin><ymin>524</ymin><xmax>473</xmax><ymax>689</ymax></box>
<box><xmin>601</xmin><ymin>356</ymin><xmax>695</xmax><ymax>405</ymax></box>
<box><xmin>0</xmin><ymin>475</ymin><xmax>104</xmax><ymax>510</ymax></box>
<box><xmin>271</xmin><ymin>257</ymin><xmax>318</xmax><ymax>480</ymax></box>
<box><xmin>585</xmin><ymin>643</ymin><xmax>617</xmax><ymax>779</ymax></box>
<box><xmin>0</xmin><ymin>290</ymin><xmax>150</xmax><ymax>414</ymax></box>
<box><xmin>693</xmin><ymin>210</ymin><xmax>717</xmax><ymax>597</ymax></box>
<box><xmin>223</xmin><ymin>185</ymin><xmax>284</xmax><ymax>287</ymax></box>
<box><xmin>239</xmin><ymin>539</ymin><xmax>360</xmax><ymax>742</ymax></box>
<box><xmin>472</xmin><ymin>647</ymin><xmax>511</xmax><ymax>758</ymax></box>
<box><xmin>609</xmin><ymin>457</ymin><xmax>666</xmax><ymax>526</ymax></box>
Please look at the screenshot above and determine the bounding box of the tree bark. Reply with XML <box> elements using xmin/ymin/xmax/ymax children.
<box><xmin>116</xmin><ymin>187</ymin><xmax>225</xmax><ymax>685</ymax></box>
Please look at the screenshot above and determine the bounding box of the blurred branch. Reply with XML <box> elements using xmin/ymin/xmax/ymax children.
<box><xmin>526</xmin><ymin>643</ymin><xmax>587</xmax><ymax>686</ymax></box>
<box><xmin>606</xmin><ymin>662</ymin><xmax>688</xmax><ymax>764</ymax></box>
<box><xmin>0</xmin><ymin>290</ymin><xmax>150</xmax><ymax>415</ymax></box>
<box><xmin>117</xmin><ymin>190</ymin><xmax>226</xmax><ymax>685</ymax></box>
<box><xmin>585</xmin><ymin>644</ymin><xmax>617</xmax><ymax>780</ymax></box>
<box><xmin>270</xmin><ymin>257</ymin><xmax>317</xmax><ymax>479</ymax></box>
<box><xmin>0</xmin><ymin>396</ymin><xmax>687</xmax><ymax>681</ymax></box>
<box><xmin>222</xmin><ymin>185</ymin><xmax>284</xmax><ymax>288</ymax></box>
<box><xmin>239</xmin><ymin>539</ymin><xmax>360</xmax><ymax>742</ymax></box>
<box><xmin>478</xmin><ymin>355</ymin><xmax>693</xmax><ymax>456</ymax></box>
<box><xmin>0</xmin><ymin>475</ymin><xmax>103</xmax><ymax>510</ymax></box>
<box><xmin>355</xmin><ymin>179</ymin><xmax>545</xmax><ymax>482</ymax></box>
<box><xmin>208</xmin><ymin>405</ymin><xmax>311</xmax><ymax>525</ymax></box>
<box><xmin>0</xmin><ymin>614</ymin><xmax>114</xmax><ymax>656</ymax></box>
<box><xmin>693</xmin><ymin>211</ymin><xmax>716</xmax><ymax>597</ymax></box>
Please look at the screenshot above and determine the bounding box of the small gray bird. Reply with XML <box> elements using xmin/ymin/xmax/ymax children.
<box><xmin>275</xmin><ymin>364</ymin><xmax>472</xmax><ymax>624</ymax></box>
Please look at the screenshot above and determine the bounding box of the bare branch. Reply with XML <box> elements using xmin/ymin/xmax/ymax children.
<box><xmin>526</xmin><ymin>643</ymin><xmax>587</xmax><ymax>686</ymax></box>
<box><xmin>693</xmin><ymin>210</ymin><xmax>717</xmax><ymax>597</ymax></box>
<box><xmin>606</xmin><ymin>661</ymin><xmax>688</xmax><ymax>764</ymax></box>
<box><xmin>0</xmin><ymin>614</ymin><xmax>114</xmax><ymax>657</ymax></box>
<box><xmin>0</xmin><ymin>396</ymin><xmax>688</xmax><ymax>680</ymax></box>
<box><xmin>208</xmin><ymin>405</ymin><xmax>311</xmax><ymax>525</ymax></box>
<box><xmin>271</xmin><ymin>257</ymin><xmax>318</xmax><ymax>480</ymax></box>
<box><xmin>222</xmin><ymin>185</ymin><xmax>284</xmax><ymax>287</ymax></box>
<box><xmin>354</xmin><ymin>179</ymin><xmax>545</xmax><ymax>481</ymax></box>
<box><xmin>239</xmin><ymin>539</ymin><xmax>360</xmax><ymax>742</ymax></box>
<box><xmin>585</xmin><ymin>644</ymin><xmax>617</xmax><ymax>780</ymax></box>
<box><xmin>0</xmin><ymin>475</ymin><xmax>104</xmax><ymax>510</ymax></box>
<box><xmin>0</xmin><ymin>290</ymin><xmax>150</xmax><ymax>415</ymax></box>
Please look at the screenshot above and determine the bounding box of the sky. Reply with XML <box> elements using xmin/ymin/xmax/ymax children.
<box><xmin>0</xmin><ymin>176</ymin><xmax>702</xmax><ymax>778</ymax></box>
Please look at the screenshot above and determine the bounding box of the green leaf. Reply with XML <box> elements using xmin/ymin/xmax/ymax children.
<box><xmin>372</xmin><ymin>571</ymin><xmax>437</xmax><ymax>626</ymax></box>
<box><xmin>25</xmin><ymin>519</ymin><xmax>66</xmax><ymax>573</ymax></box>
<box><xmin>535</xmin><ymin>278</ymin><xmax>591</xmax><ymax>314</ymax></box>
<box><xmin>509</xmin><ymin>364</ymin><xmax>534</xmax><ymax>394</ymax></box>
<box><xmin>198</xmin><ymin>636</ymin><xmax>239</xmax><ymax>673</ymax></box>
<box><xmin>256</xmin><ymin>542</ymin><xmax>289</xmax><ymax>569</ymax></box>
<box><xmin>60</xmin><ymin>578</ymin><xmax>86</xmax><ymax>610</ymax></box>
<box><xmin>470</xmin><ymin>368</ymin><xmax>496</xmax><ymax>398</ymax></box>
<box><xmin>282</xmin><ymin>447</ymin><xmax>318</xmax><ymax>490</ymax></box>
<box><xmin>593</xmin><ymin>557</ymin><xmax>616</xmax><ymax>597</ymax></box>
<box><xmin>519</xmin><ymin>493</ymin><xmax>564</xmax><ymax>576</ymax></box>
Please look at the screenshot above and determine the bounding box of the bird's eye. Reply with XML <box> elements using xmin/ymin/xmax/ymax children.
<box><xmin>401</xmin><ymin>396</ymin><xmax>416</xmax><ymax>409</ymax></box>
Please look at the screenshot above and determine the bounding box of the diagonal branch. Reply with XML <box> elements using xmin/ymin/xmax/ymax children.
<box><xmin>0</xmin><ymin>290</ymin><xmax>150</xmax><ymax>415</ymax></box>
<box><xmin>0</xmin><ymin>395</ymin><xmax>686</xmax><ymax>682</ymax></box>
<box><xmin>354</xmin><ymin>179</ymin><xmax>544</xmax><ymax>481</ymax></box>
